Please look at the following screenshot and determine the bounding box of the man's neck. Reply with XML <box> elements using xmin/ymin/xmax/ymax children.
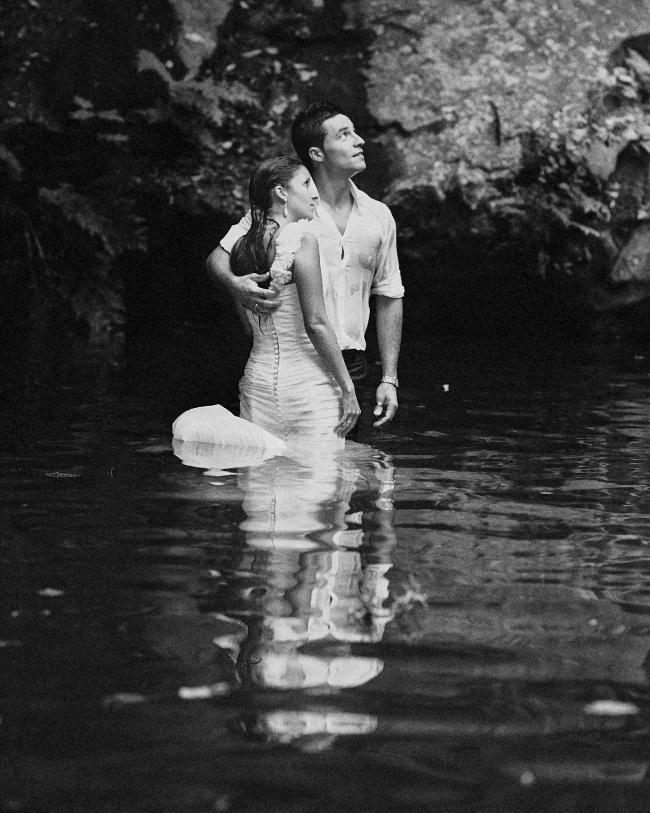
<box><xmin>312</xmin><ymin>170</ymin><xmax>354</xmax><ymax>210</ymax></box>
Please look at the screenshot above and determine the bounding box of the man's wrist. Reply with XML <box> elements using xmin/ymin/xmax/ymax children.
<box><xmin>380</xmin><ymin>375</ymin><xmax>399</xmax><ymax>388</ymax></box>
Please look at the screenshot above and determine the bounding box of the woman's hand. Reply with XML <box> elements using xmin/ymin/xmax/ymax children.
<box><xmin>233</xmin><ymin>273</ymin><xmax>281</xmax><ymax>315</ymax></box>
<box><xmin>335</xmin><ymin>388</ymin><xmax>361</xmax><ymax>437</ymax></box>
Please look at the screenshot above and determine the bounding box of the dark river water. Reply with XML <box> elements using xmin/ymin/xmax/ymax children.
<box><xmin>2</xmin><ymin>325</ymin><xmax>650</xmax><ymax>813</ymax></box>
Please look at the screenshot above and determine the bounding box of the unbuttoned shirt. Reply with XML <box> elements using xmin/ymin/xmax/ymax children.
<box><xmin>219</xmin><ymin>182</ymin><xmax>405</xmax><ymax>351</ymax></box>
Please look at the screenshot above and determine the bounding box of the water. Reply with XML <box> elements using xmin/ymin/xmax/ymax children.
<box><xmin>2</xmin><ymin>328</ymin><xmax>650</xmax><ymax>812</ymax></box>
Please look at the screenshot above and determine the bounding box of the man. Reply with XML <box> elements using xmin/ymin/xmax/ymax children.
<box><xmin>206</xmin><ymin>102</ymin><xmax>404</xmax><ymax>428</ymax></box>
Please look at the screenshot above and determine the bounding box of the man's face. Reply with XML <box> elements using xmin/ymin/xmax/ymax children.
<box><xmin>318</xmin><ymin>114</ymin><xmax>366</xmax><ymax>176</ymax></box>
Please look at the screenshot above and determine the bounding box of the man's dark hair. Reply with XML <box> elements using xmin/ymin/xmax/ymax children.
<box><xmin>291</xmin><ymin>101</ymin><xmax>345</xmax><ymax>172</ymax></box>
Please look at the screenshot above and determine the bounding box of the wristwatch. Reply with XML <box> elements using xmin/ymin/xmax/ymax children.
<box><xmin>381</xmin><ymin>375</ymin><xmax>399</xmax><ymax>388</ymax></box>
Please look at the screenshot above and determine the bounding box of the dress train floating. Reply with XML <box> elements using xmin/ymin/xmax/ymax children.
<box><xmin>172</xmin><ymin>404</ymin><xmax>287</xmax><ymax>471</ymax></box>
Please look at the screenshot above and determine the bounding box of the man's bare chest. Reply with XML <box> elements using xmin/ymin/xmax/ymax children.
<box><xmin>319</xmin><ymin>201</ymin><xmax>353</xmax><ymax>236</ymax></box>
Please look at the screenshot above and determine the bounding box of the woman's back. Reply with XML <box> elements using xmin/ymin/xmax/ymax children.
<box><xmin>239</xmin><ymin>224</ymin><xmax>344</xmax><ymax>449</ymax></box>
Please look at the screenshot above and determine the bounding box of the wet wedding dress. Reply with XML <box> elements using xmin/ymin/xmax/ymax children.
<box><xmin>173</xmin><ymin>220</ymin><xmax>344</xmax><ymax>456</ymax></box>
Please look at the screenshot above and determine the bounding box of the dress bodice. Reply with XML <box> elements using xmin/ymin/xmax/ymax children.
<box><xmin>239</xmin><ymin>220</ymin><xmax>343</xmax><ymax>449</ymax></box>
<box><xmin>245</xmin><ymin>219</ymin><xmax>313</xmax><ymax>350</ymax></box>
<box><xmin>246</xmin><ymin>284</ymin><xmax>308</xmax><ymax>349</ymax></box>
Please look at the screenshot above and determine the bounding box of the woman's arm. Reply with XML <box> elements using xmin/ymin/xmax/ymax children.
<box><xmin>292</xmin><ymin>232</ymin><xmax>360</xmax><ymax>436</ymax></box>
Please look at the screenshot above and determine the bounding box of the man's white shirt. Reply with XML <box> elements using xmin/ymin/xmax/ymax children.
<box><xmin>219</xmin><ymin>182</ymin><xmax>404</xmax><ymax>351</ymax></box>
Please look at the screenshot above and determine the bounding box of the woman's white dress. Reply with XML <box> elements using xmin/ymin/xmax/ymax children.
<box><xmin>173</xmin><ymin>220</ymin><xmax>344</xmax><ymax>455</ymax></box>
<box><xmin>239</xmin><ymin>222</ymin><xmax>342</xmax><ymax>448</ymax></box>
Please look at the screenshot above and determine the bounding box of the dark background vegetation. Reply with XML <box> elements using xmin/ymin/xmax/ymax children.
<box><xmin>4</xmin><ymin>0</ymin><xmax>650</xmax><ymax>350</ymax></box>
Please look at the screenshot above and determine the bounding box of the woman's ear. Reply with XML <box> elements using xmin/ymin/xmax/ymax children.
<box><xmin>273</xmin><ymin>185</ymin><xmax>288</xmax><ymax>203</ymax></box>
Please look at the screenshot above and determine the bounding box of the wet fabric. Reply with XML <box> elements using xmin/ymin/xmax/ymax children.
<box><xmin>239</xmin><ymin>281</ymin><xmax>343</xmax><ymax>449</ymax></box>
<box><xmin>220</xmin><ymin>182</ymin><xmax>404</xmax><ymax>351</ymax></box>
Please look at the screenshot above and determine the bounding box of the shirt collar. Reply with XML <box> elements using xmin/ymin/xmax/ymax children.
<box><xmin>349</xmin><ymin>180</ymin><xmax>366</xmax><ymax>209</ymax></box>
<box><xmin>314</xmin><ymin>180</ymin><xmax>364</xmax><ymax>228</ymax></box>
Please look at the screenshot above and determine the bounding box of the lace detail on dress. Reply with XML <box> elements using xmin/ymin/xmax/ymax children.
<box><xmin>269</xmin><ymin>219</ymin><xmax>310</xmax><ymax>292</ymax></box>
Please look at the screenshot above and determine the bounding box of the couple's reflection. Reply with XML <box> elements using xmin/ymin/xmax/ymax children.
<box><xmin>174</xmin><ymin>439</ymin><xmax>396</xmax><ymax>699</ymax></box>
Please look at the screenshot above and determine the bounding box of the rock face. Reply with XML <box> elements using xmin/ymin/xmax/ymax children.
<box><xmin>360</xmin><ymin>0</ymin><xmax>650</xmax><ymax>328</ymax></box>
<box><xmin>365</xmin><ymin>0</ymin><xmax>648</xmax><ymax>185</ymax></box>
<box><xmin>169</xmin><ymin>0</ymin><xmax>232</xmax><ymax>77</ymax></box>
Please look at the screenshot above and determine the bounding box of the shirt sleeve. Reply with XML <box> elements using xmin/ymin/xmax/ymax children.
<box><xmin>219</xmin><ymin>210</ymin><xmax>252</xmax><ymax>253</ymax></box>
<box><xmin>370</xmin><ymin>209</ymin><xmax>405</xmax><ymax>298</ymax></box>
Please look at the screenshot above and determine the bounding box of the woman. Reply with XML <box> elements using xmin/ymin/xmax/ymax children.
<box><xmin>174</xmin><ymin>157</ymin><xmax>360</xmax><ymax>452</ymax></box>
<box><xmin>229</xmin><ymin>156</ymin><xmax>360</xmax><ymax>446</ymax></box>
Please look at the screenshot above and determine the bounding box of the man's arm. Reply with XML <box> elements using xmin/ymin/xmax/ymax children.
<box><xmin>206</xmin><ymin>214</ymin><xmax>279</xmax><ymax>314</ymax></box>
<box><xmin>205</xmin><ymin>246</ymin><xmax>276</xmax><ymax>314</ymax></box>
<box><xmin>371</xmin><ymin>206</ymin><xmax>404</xmax><ymax>428</ymax></box>
<box><xmin>373</xmin><ymin>296</ymin><xmax>403</xmax><ymax>427</ymax></box>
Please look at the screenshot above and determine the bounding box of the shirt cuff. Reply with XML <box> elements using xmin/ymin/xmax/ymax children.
<box><xmin>371</xmin><ymin>281</ymin><xmax>405</xmax><ymax>298</ymax></box>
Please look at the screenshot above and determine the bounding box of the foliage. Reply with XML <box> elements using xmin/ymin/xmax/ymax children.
<box><xmin>0</xmin><ymin>0</ymin><xmax>330</xmax><ymax>339</ymax></box>
<box><xmin>38</xmin><ymin>184</ymin><xmax>146</xmax><ymax>257</ymax></box>
<box><xmin>0</xmin><ymin>149</ymin><xmax>142</xmax><ymax>341</ymax></box>
<box><xmin>136</xmin><ymin>49</ymin><xmax>258</xmax><ymax>127</ymax></box>
<box><xmin>519</xmin><ymin>52</ymin><xmax>650</xmax><ymax>279</ymax></box>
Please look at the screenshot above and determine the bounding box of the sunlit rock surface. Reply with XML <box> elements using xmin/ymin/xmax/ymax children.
<box><xmin>169</xmin><ymin>0</ymin><xmax>232</xmax><ymax>76</ymax></box>
<box><xmin>365</xmin><ymin>0</ymin><xmax>648</xmax><ymax>192</ymax></box>
<box><xmin>362</xmin><ymin>0</ymin><xmax>650</xmax><ymax>321</ymax></box>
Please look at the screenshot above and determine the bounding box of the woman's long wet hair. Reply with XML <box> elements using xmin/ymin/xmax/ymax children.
<box><xmin>230</xmin><ymin>156</ymin><xmax>304</xmax><ymax>285</ymax></box>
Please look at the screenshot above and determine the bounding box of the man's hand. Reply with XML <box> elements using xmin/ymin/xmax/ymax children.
<box><xmin>373</xmin><ymin>383</ymin><xmax>398</xmax><ymax>427</ymax></box>
<box><xmin>207</xmin><ymin>246</ymin><xmax>281</xmax><ymax>315</ymax></box>
<box><xmin>232</xmin><ymin>273</ymin><xmax>281</xmax><ymax>315</ymax></box>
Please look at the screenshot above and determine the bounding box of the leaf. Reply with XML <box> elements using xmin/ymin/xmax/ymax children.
<box><xmin>96</xmin><ymin>109</ymin><xmax>125</xmax><ymax>123</ymax></box>
<box><xmin>178</xmin><ymin>682</ymin><xmax>231</xmax><ymax>700</ymax></box>
<box><xmin>103</xmin><ymin>693</ymin><xmax>148</xmax><ymax>708</ymax></box>
<box><xmin>626</xmin><ymin>48</ymin><xmax>650</xmax><ymax>84</ymax></box>
<box><xmin>136</xmin><ymin>49</ymin><xmax>173</xmax><ymax>86</ymax></box>
<box><xmin>70</xmin><ymin>109</ymin><xmax>95</xmax><ymax>121</ymax></box>
<box><xmin>584</xmin><ymin>141</ymin><xmax>620</xmax><ymax>181</ymax></box>
<box><xmin>569</xmin><ymin>222</ymin><xmax>602</xmax><ymax>238</ymax></box>
<box><xmin>584</xmin><ymin>700</ymin><xmax>639</xmax><ymax>716</ymax></box>
<box><xmin>212</xmin><ymin>80</ymin><xmax>259</xmax><ymax>108</ymax></box>
<box><xmin>73</xmin><ymin>96</ymin><xmax>93</xmax><ymax>110</ymax></box>
<box><xmin>0</xmin><ymin>143</ymin><xmax>23</xmax><ymax>180</ymax></box>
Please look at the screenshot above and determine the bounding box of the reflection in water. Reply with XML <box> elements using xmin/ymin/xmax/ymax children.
<box><xmin>174</xmin><ymin>439</ymin><xmax>396</xmax><ymax>738</ymax></box>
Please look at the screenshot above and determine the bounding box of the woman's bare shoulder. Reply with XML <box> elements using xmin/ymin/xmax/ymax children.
<box><xmin>296</xmin><ymin>229</ymin><xmax>318</xmax><ymax>254</ymax></box>
<box><xmin>300</xmin><ymin>229</ymin><xmax>318</xmax><ymax>245</ymax></box>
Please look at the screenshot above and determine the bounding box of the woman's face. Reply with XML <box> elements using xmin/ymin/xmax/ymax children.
<box><xmin>284</xmin><ymin>166</ymin><xmax>319</xmax><ymax>220</ymax></box>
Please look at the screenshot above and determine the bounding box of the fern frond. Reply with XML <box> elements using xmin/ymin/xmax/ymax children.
<box><xmin>0</xmin><ymin>143</ymin><xmax>23</xmax><ymax>181</ymax></box>
<box><xmin>212</xmin><ymin>80</ymin><xmax>260</xmax><ymax>108</ymax></box>
<box><xmin>136</xmin><ymin>49</ymin><xmax>173</xmax><ymax>87</ymax></box>
<box><xmin>136</xmin><ymin>50</ymin><xmax>259</xmax><ymax>127</ymax></box>
<box><xmin>38</xmin><ymin>184</ymin><xmax>146</xmax><ymax>255</ymax></box>
<box><xmin>170</xmin><ymin>81</ymin><xmax>224</xmax><ymax>126</ymax></box>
